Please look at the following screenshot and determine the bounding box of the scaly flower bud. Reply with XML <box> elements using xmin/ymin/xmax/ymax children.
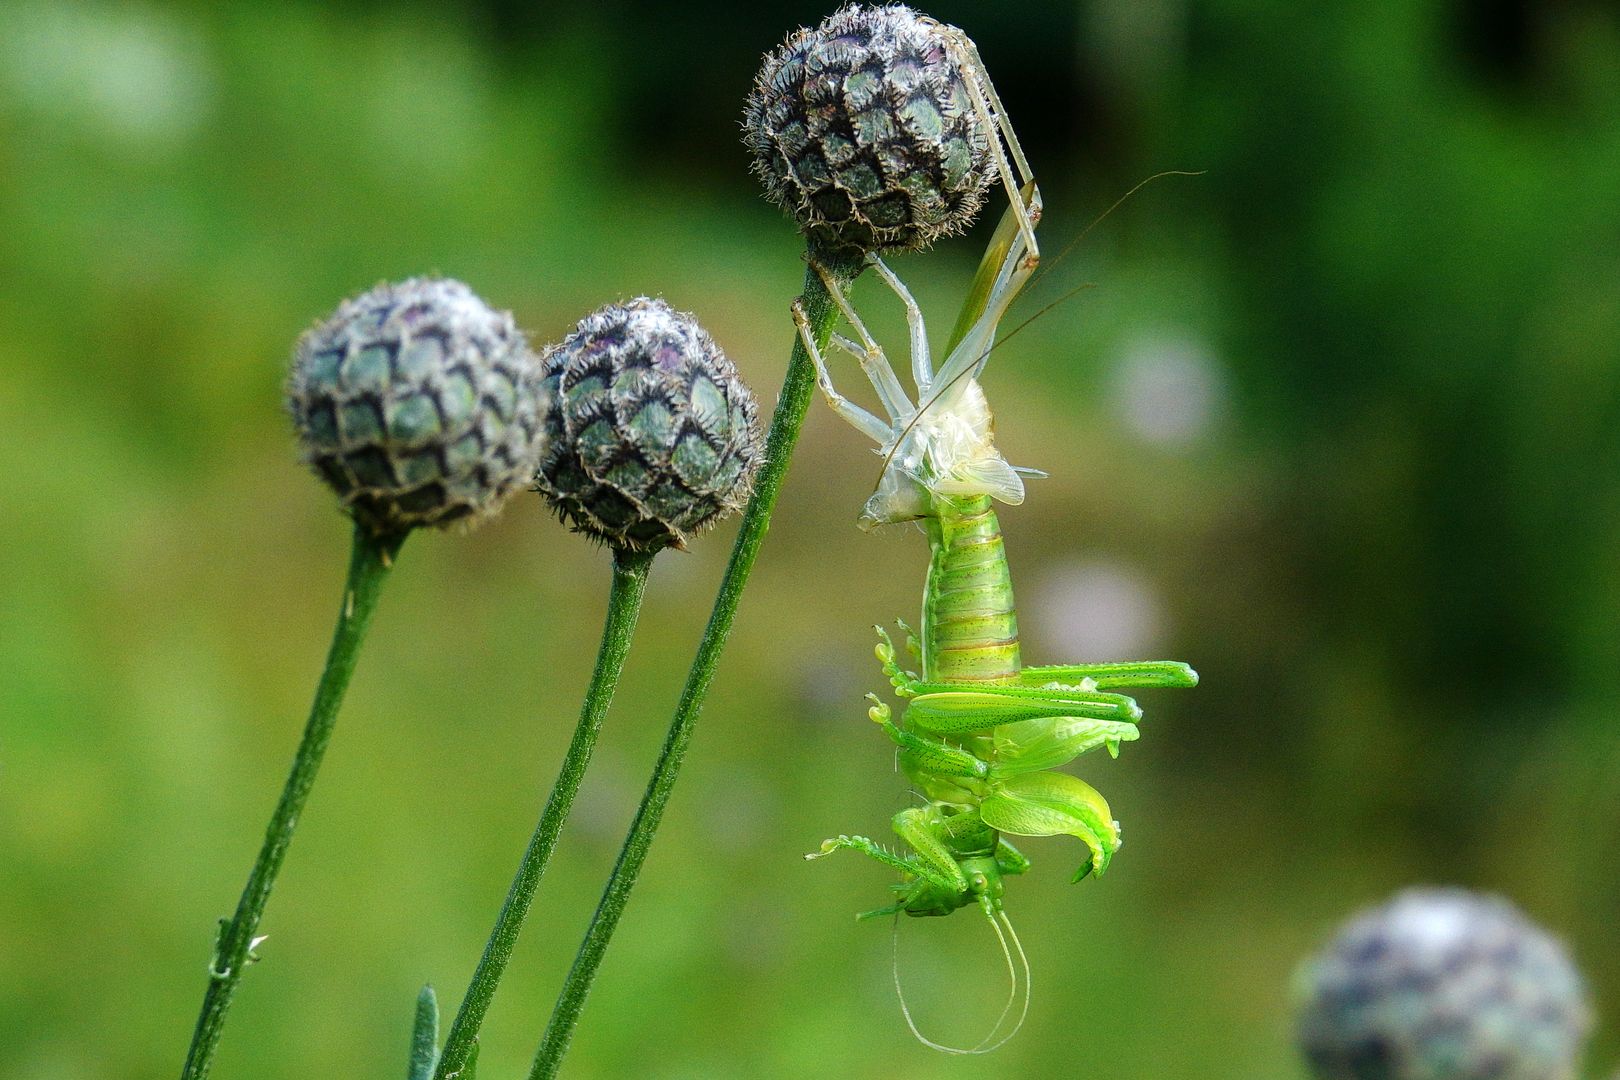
<box><xmin>288</xmin><ymin>278</ymin><xmax>547</xmax><ymax>537</ymax></box>
<box><xmin>288</xmin><ymin>278</ymin><xmax>547</xmax><ymax>535</ymax></box>
<box><xmin>536</xmin><ymin>298</ymin><xmax>762</xmax><ymax>553</ymax></box>
<box><xmin>745</xmin><ymin>3</ymin><xmax>1027</xmax><ymax>254</ymax></box>
<box><xmin>1296</xmin><ymin>888</ymin><xmax>1592</xmax><ymax>1080</ymax></box>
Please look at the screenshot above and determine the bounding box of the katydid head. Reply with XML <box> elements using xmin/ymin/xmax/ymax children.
<box><xmin>961</xmin><ymin>856</ymin><xmax>1006</xmax><ymax>910</ymax></box>
<box><xmin>871</xmin><ymin>855</ymin><xmax>1003</xmax><ymax>920</ymax></box>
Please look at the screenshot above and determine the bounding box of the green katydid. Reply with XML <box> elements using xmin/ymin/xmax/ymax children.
<box><xmin>794</xmin><ymin>183</ymin><xmax>1197</xmax><ymax>1052</ymax></box>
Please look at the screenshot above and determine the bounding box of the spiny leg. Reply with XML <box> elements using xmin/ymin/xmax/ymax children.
<box><xmin>950</xmin><ymin>32</ymin><xmax>1036</xmax><ymax>185</ymax></box>
<box><xmin>810</xmin><ymin>259</ymin><xmax>914</xmax><ymax>421</ymax></box>
<box><xmin>968</xmin><ymin>83</ymin><xmax>1038</xmax><ymax>262</ymax></box>
<box><xmin>941</xmin><ymin>27</ymin><xmax>1039</xmax><ymax>260</ymax></box>
<box><xmin>825</xmin><ymin>331</ymin><xmax>912</xmax><ymax>421</ymax></box>
<box><xmin>873</xmin><ymin>628</ymin><xmax>1146</xmax><ymax>726</ymax></box>
<box><xmin>891</xmin><ymin>807</ymin><xmax>972</xmax><ymax>896</ymax></box>
<box><xmin>868</xmin><ymin>256</ymin><xmax>932</xmax><ymax>390</ymax></box>
<box><xmin>867</xmin><ymin>694</ymin><xmax>988</xmax><ymax>780</ymax></box>
<box><xmin>902</xmin><ymin>686</ymin><xmax>1143</xmax><ymax>736</ymax></box>
<box><xmin>900</xmin><ymin>675</ymin><xmax>1140</xmax><ymax>707</ymax></box>
<box><xmin>808</xmin><ymin>834</ymin><xmax>962</xmax><ymax>898</ymax></box>
<box><xmin>791</xmin><ymin>298</ymin><xmax>891</xmax><ymax>444</ymax></box>
<box><xmin>808</xmin><ymin>834</ymin><xmax>922</xmax><ymax>876</ymax></box>
<box><xmin>1017</xmin><ymin>660</ymin><xmax>1199</xmax><ymax>690</ymax></box>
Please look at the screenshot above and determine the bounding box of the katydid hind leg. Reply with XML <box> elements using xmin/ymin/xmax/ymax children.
<box><xmin>1018</xmin><ymin>660</ymin><xmax>1199</xmax><ymax>690</ymax></box>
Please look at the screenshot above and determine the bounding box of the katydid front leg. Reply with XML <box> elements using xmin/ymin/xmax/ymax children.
<box><xmin>891</xmin><ymin>807</ymin><xmax>974</xmax><ymax>897</ymax></box>
<box><xmin>808</xmin><ymin>833</ymin><xmax>967</xmax><ymax>920</ymax></box>
<box><xmin>866</xmin><ymin>695</ymin><xmax>989</xmax><ymax>780</ymax></box>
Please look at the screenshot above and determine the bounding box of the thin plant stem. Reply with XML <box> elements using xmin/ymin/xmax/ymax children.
<box><xmin>180</xmin><ymin>522</ymin><xmax>405</xmax><ymax>1080</ymax></box>
<box><xmin>434</xmin><ymin>546</ymin><xmax>656</xmax><ymax>1079</ymax></box>
<box><xmin>528</xmin><ymin>249</ymin><xmax>863</xmax><ymax>1080</ymax></box>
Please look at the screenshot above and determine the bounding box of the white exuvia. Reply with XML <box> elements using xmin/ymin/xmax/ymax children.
<box><xmin>795</xmin><ymin>185</ymin><xmax>1047</xmax><ymax>529</ymax></box>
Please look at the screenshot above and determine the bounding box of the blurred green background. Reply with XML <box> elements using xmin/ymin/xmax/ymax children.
<box><xmin>3</xmin><ymin>1</ymin><xmax>1618</xmax><ymax>1077</ymax></box>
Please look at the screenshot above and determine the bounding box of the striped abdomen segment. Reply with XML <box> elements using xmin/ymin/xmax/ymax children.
<box><xmin>922</xmin><ymin>494</ymin><xmax>1021</xmax><ymax>683</ymax></box>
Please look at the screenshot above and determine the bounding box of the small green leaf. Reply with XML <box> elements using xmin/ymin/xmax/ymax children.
<box><xmin>407</xmin><ymin>984</ymin><xmax>439</xmax><ymax>1080</ymax></box>
<box><xmin>979</xmin><ymin>771</ymin><xmax>1121</xmax><ymax>879</ymax></box>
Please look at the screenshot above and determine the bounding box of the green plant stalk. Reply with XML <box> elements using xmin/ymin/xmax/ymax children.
<box><xmin>180</xmin><ymin>522</ymin><xmax>405</xmax><ymax>1080</ymax></box>
<box><xmin>434</xmin><ymin>546</ymin><xmax>656</xmax><ymax>1080</ymax></box>
<box><xmin>527</xmin><ymin>249</ymin><xmax>863</xmax><ymax>1080</ymax></box>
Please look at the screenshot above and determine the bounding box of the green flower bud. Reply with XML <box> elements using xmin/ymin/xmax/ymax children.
<box><xmin>288</xmin><ymin>278</ymin><xmax>546</xmax><ymax>536</ymax></box>
<box><xmin>1296</xmin><ymin>888</ymin><xmax>1592</xmax><ymax>1080</ymax></box>
<box><xmin>744</xmin><ymin>3</ymin><xmax>999</xmax><ymax>254</ymax></box>
<box><xmin>535</xmin><ymin>298</ymin><xmax>762</xmax><ymax>553</ymax></box>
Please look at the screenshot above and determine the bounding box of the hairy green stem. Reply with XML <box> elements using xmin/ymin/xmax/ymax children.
<box><xmin>180</xmin><ymin>523</ymin><xmax>404</xmax><ymax>1080</ymax></box>
<box><xmin>434</xmin><ymin>547</ymin><xmax>656</xmax><ymax>1079</ymax></box>
<box><xmin>527</xmin><ymin>250</ymin><xmax>862</xmax><ymax>1080</ymax></box>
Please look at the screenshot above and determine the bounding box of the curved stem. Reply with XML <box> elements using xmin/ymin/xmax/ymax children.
<box><xmin>180</xmin><ymin>523</ymin><xmax>404</xmax><ymax>1080</ymax></box>
<box><xmin>434</xmin><ymin>547</ymin><xmax>655</xmax><ymax>1079</ymax></box>
<box><xmin>527</xmin><ymin>249</ymin><xmax>863</xmax><ymax>1080</ymax></box>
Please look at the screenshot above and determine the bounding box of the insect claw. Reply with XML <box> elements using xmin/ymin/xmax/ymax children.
<box><xmin>809</xmin><ymin>835</ymin><xmax>854</xmax><ymax>860</ymax></box>
<box><xmin>808</xmin><ymin>259</ymin><xmax>844</xmax><ymax>296</ymax></box>
<box><xmin>891</xmin><ymin>618</ymin><xmax>923</xmax><ymax>660</ymax></box>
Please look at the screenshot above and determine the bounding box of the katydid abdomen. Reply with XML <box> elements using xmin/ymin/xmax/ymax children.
<box><xmin>922</xmin><ymin>494</ymin><xmax>1022</xmax><ymax>685</ymax></box>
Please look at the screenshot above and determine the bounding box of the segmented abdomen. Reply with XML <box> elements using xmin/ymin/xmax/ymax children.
<box><xmin>922</xmin><ymin>494</ymin><xmax>1021</xmax><ymax>683</ymax></box>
